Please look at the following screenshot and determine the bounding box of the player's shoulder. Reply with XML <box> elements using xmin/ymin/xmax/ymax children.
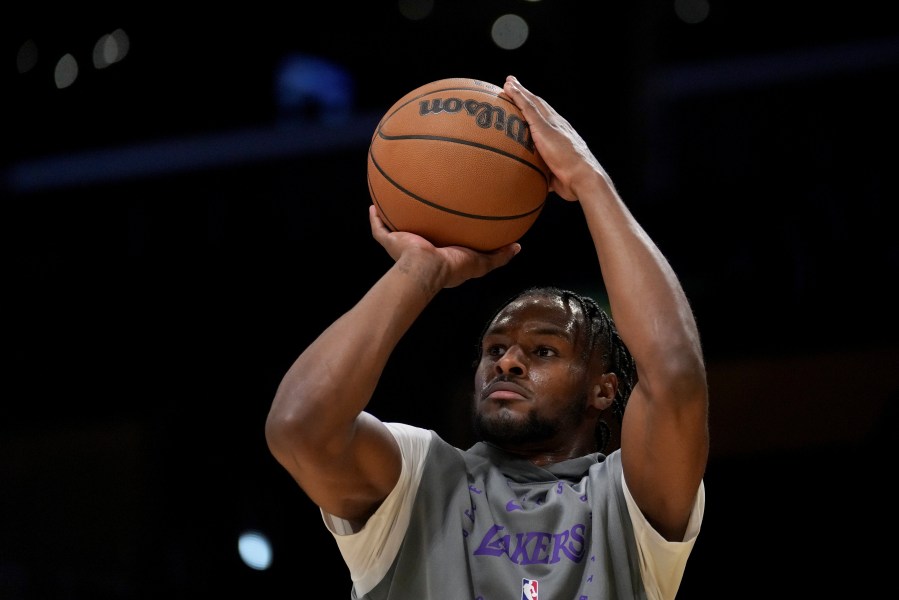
<box><xmin>384</xmin><ymin>422</ymin><xmax>434</xmax><ymax>454</ymax></box>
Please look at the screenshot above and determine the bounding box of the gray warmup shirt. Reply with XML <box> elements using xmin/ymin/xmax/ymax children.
<box><xmin>334</xmin><ymin>426</ymin><xmax>659</xmax><ymax>599</ymax></box>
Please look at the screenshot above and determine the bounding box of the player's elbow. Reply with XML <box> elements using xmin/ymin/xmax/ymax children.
<box><xmin>264</xmin><ymin>392</ymin><xmax>322</xmax><ymax>466</ymax></box>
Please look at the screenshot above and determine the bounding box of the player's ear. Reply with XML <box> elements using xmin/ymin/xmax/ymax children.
<box><xmin>591</xmin><ymin>373</ymin><xmax>618</xmax><ymax>410</ymax></box>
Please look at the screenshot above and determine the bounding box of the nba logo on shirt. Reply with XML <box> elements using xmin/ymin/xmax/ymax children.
<box><xmin>522</xmin><ymin>578</ymin><xmax>538</xmax><ymax>600</ymax></box>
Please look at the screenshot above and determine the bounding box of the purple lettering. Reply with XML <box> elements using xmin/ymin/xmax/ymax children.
<box><xmin>567</xmin><ymin>524</ymin><xmax>586</xmax><ymax>561</ymax></box>
<box><xmin>550</xmin><ymin>524</ymin><xmax>586</xmax><ymax>563</ymax></box>
<box><xmin>474</xmin><ymin>523</ymin><xmax>586</xmax><ymax>565</ymax></box>
<box><xmin>508</xmin><ymin>532</ymin><xmax>528</xmax><ymax>563</ymax></box>
<box><xmin>473</xmin><ymin>524</ymin><xmax>509</xmax><ymax>557</ymax></box>
<box><xmin>549</xmin><ymin>530</ymin><xmax>570</xmax><ymax>564</ymax></box>
<box><xmin>524</xmin><ymin>532</ymin><xmax>552</xmax><ymax>565</ymax></box>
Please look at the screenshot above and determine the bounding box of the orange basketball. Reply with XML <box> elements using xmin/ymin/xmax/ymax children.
<box><xmin>367</xmin><ymin>77</ymin><xmax>549</xmax><ymax>251</ymax></box>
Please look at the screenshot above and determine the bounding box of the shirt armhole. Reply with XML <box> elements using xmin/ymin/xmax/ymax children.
<box><xmin>320</xmin><ymin>422</ymin><xmax>432</xmax><ymax>597</ymax></box>
<box><xmin>622</xmin><ymin>472</ymin><xmax>706</xmax><ymax>600</ymax></box>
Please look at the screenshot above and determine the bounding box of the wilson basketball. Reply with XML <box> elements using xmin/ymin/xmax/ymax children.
<box><xmin>367</xmin><ymin>77</ymin><xmax>549</xmax><ymax>251</ymax></box>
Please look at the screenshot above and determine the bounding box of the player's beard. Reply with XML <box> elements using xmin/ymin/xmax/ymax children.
<box><xmin>471</xmin><ymin>392</ymin><xmax>586</xmax><ymax>446</ymax></box>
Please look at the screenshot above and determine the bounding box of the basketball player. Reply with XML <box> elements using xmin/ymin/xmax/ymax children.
<box><xmin>266</xmin><ymin>75</ymin><xmax>709</xmax><ymax>600</ymax></box>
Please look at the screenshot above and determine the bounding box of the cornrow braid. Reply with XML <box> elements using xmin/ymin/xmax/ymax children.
<box><xmin>474</xmin><ymin>286</ymin><xmax>638</xmax><ymax>451</ymax></box>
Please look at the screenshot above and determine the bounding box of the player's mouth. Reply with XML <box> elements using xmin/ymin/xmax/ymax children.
<box><xmin>481</xmin><ymin>379</ymin><xmax>531</xmax><ymax>401</ymax></box>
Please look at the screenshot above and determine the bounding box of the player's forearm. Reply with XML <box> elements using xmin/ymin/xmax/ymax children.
<box><xmin>581</xmin><ymin>170</ymin><xmax>708</xmax><ymax>540</ymax></box>
<box><xmin>267</xmin><ymin>251</ymin><xmax>444</xmax><ymax>446</ymax></box>
<box><xmin>579</xmin><ymin>172</ymin><xmax>705</xmax><ymax>385</ymax></box>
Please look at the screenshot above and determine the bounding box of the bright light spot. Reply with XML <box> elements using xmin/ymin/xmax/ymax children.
<box><xmin>238</xmin><ymin>530</ymin><xmax>272</xmax><ymax>571</ymax></box>
<box><xmin>54</xmin><ymin>53</ymin><xmax>78</xmax><ymax>89</ymax></box>
<box><xmin>94</xmin><ymin>28</ymin><xmax>130</xmax><ymax>69</ymax></box>
<box><xmin>17</xmin><ymin>39</ymin><xmax>39</xmax><ymax>74</ymax></box>
<box><xmin>110</xmin><ymin>29</ymin><xmax>130</xmax><ymax>61</ymax></box>
<box><xmin>674</xmin><ymin>0</ymin><xmax>710</xmax><ymax>24</ymax></box>
<box><xmin>93</xmin><ymin>34</ymin><xmax>114</xmax><ymax>68</ymax></box>
<box><xmin>491</xmin><ymin>14</ymin><xmax>529</xmax><ymax>51</ymax></box>
<box><xmin>398</xmin><ymin>0</ymin><xmax>434</xmax><ymax>21</ymax></box>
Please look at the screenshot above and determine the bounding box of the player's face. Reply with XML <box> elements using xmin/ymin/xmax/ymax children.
<box><xmin>472</xmin><ymin>294</ymin><xmax>592</xmax><ymax>447</ymax></box>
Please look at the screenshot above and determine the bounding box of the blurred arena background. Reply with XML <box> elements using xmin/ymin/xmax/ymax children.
<box><xmin>3</xmin><ymin>1</ymin><xmax>898</xmax><ymax>597</ymax></box>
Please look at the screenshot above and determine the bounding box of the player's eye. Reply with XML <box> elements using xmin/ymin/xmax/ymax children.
<box><xmin>486</xmin><ymin>345</ymin><xmax>505</xmax><ymax>358</ymax></box>
<box><xmin>535</xmin><ymin>346</ymin><xmax>558</xmax><ymax>358</ymax></box>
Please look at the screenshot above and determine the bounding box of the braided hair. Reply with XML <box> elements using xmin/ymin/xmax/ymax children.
<box><xmin>474</xmin><ymin>286</ymin><xmax>638</xmax><ymax>452</ymax></box>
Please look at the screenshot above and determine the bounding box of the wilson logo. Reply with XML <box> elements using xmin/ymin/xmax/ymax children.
<box><xmin>417</xmin><ymin>97</ymin><xmax>537</xmax><ymax>155</ymax></box>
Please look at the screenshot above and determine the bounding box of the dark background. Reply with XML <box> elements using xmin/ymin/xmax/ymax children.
<box><xmin>3</xmin><ymin>1</ymin><xmax>898</xmax><ymax>598</ymax></box>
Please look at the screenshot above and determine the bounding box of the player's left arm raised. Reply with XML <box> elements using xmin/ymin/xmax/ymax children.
<box><xmin>504</xmin><ymin>75</ymin><xmax>709</xmax><ymax>541</ymax></box>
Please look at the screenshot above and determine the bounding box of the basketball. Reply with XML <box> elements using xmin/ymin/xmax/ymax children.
<box><xmin>367</xmin><ymin>77</ymin><xmax>549</xmax><ymax>251</ymax></box>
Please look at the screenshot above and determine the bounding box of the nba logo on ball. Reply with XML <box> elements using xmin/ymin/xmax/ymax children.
<box><xmin>367</xmin><ymin>77</ymin><xmax>550</xmax><ymax>252</ymax></box>
<box><xmin>522</xmin><ymin>578</ymin><xmax>539</xmax><ymax>600</ymax></box>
